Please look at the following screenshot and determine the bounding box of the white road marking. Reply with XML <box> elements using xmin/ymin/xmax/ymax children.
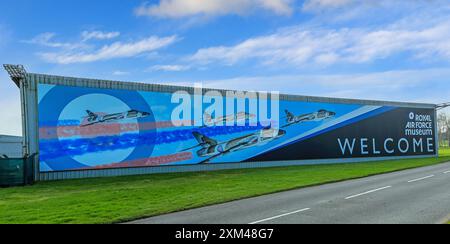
<box><xmin>345</xmin><ymin>186</ymin><xmax>392</xmax><ymax>200</ymax></box>
<box><xmin>407</xmin><ymin>175</ymin><xmax>434</xmax><ymax>183</ymax></box>
<box><xmin>249</xmin><ymin>208</ymin><xmax>311</xmax><ymax>224</ymax></box>
<box><xmin>444</xmin><ymin>171</ymin><xmax>450</xmax><ymax>174</ymax></box>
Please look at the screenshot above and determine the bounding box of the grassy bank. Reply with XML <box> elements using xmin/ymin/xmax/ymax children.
<box><xmin>0</xmin><ymin>149</ymin><xmax>449</xmax><ymax>224</ymax></box>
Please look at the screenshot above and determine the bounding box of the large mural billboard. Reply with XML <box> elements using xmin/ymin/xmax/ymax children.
<box><xmin>38</xmin><ymin>83</ymin><xmax>437</xmax><ymax>172</ymax></box>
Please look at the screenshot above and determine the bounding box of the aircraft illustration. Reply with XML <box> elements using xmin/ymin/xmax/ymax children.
<box><xmin>282</xmin><ymin>109</ymin><xmax>336</xmax><ymax>128</ymax></box>
<box><xmin>80</xmin><ymin>109</ymin><xmax>150</xmax><ymax>127</ymax></box>
<box><xmin>182</xmin><ymin>127</ymin><xmax>286</xmax><ymax>164</ymax></box>
<box><xmin>202</xmin><ymin>112</ymin><xmax>256</xmax><ymax>127</ymax></box>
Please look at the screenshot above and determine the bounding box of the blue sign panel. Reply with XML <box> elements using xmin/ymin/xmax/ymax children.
<box><xmin>38</xmin><ymin>84</ymin><xmax>436</xmax><ymax>172</ymax></box>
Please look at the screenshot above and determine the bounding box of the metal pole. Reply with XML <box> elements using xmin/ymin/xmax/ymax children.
<box><xmin>19</xmin><ymin>79</ymin><xmax>29</xmax><ymax>157</ymax></box>
<box><xmin>2</xmin><ymin>65</ymin><xmax>35</xmax><ymax>181</ymax></box>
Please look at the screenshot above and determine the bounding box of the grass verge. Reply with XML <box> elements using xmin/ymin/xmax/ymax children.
<box><xmin>0</xmin><ymin>148</ymin><xmax>449</xmax><ymax>224</ymax></box>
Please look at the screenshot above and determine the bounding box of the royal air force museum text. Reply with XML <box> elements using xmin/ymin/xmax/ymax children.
<box><xmin>338</xmin><ymin>112</ymin><xmax>435</xmax><ymax>156</ymax></box>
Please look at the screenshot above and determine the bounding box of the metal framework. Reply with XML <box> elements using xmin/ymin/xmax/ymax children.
<box><xmin>3</xmin><ymin>64</ymin><xmax>27</xmax><ymax>87</ymax></box>
<box><xmin>436</xmin><ymin>102</ymin><xmax>450</xmax><ymax>110</ymax></box>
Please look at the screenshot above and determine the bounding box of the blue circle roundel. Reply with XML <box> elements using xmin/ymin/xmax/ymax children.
<box><xmin>39</xmin><ymin>85</ymin><xmax>156</xmax><ymax>171</ymax></box>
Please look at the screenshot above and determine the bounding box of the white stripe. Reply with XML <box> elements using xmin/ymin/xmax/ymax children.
<box><xmin>444</xmin><ymin>171</ymin><xmax>450</xmax><ymax>174</ymax></box>
<box><xmin>407</xmin><ymin>175</ymin><xmax>434</xmax><ymax>183</ymax></box>
<box><xmin>256</xmin><ymin>106</ymin><xmax>382</xmax><ymax>157</ymax></box>
<box><xmin>249</xmin><ymin>208</ymin><xmax>311</xmax><ymax>224</ymax></box>
<box><xmin>345</xmin><ymin>186</ymin><xmax>392</xmax><ymax>200</ymax></box>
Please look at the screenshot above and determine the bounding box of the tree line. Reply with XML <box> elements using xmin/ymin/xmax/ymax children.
<box><xmin>438</xmin><ymin>112</ymin><xmax>450</xmax><ymax>148</ymax></box>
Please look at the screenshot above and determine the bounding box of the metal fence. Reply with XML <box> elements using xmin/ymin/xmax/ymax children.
<box><xmin>0</xmin><ymin>155</ymin><xmax>34</xmax><ymax>187</ymax></box>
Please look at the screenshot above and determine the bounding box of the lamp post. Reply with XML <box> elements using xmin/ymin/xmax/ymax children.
<box><xmin>3</xmin><ymin>64</ymin><xmax>29</xmax><ymax>156</ymax></box>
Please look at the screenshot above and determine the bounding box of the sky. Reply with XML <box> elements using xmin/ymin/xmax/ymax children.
<box><xmin>1</xmin><ymin>0</ymin><xmax>450</xmax><ymax>136</ymax></box>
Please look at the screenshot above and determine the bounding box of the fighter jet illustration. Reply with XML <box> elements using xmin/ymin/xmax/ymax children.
<box><xmin>282</xmin><ymin>109</ymin><xmax>336</xmax><ymax>128</ymax></box>
<box><xmin>183</xmin><ymin>127</ymin><xmax>286</xmax><ymax>164</ymax></box>
<box><xmin>80</xmin><ymin>109</ymin><xmax>150</xmax><ymax>127</ymax></box>
<box><xmin>202</xmin><ymin>112</ymin><xmax>256</xmax><ymax>127</ymax></box>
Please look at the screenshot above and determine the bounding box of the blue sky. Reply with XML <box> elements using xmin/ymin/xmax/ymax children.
<box><xmin>1</xmin><ymin>0</ymin><xmax>450</xmax><ymax>135</ymax></box>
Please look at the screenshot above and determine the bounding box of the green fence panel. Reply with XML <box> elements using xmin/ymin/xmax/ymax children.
<box><xmin>0</xmin><ymin>157</ymin><xmax>34</xmax><ymax>187</ymax></box>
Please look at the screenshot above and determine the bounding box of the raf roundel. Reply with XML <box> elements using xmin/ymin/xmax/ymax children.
<box><xmin>38</xmin><ymin>85</ymin><xmax>156</xmax><ymax>171</ymax></box>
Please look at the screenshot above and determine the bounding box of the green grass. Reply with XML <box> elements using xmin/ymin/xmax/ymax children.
<box><xmin>1</xmin><ymin>148</ymin><xmax>449</xmax><ymax>224</ymax></box>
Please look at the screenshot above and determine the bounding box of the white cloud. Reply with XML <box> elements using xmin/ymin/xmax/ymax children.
<box><xmin>149</xmin><ymin>64</ymin><xmax>190</xmax><ymax>72</ymax></box>
<box><xmin>167</xmin><ymin>68</ymin><xmax>450</xmax><ymax>104</ymax></box>
<box><xmin>301</xmin><ymin>0</ymin><xmax>450</xmax><ymax>25</ymax></box>
<box><xmin>39</xmin><ymin>35</ymin><xmax>178</xmax><ymax>64</ymax></box>
<box><xmin>81</xmin><ymin>31</ymin><xmax>120</xmax><ymax>41</ymax></box>
<box><xmin>259</xmin><ymin>0</ymin><xmax>294</xmax><ymax>15</ymax></box>
<box><xmin>189</xmin><ymin>19</ymin><xmax>450</xmax><ymax>67</ymax></box>
<box><xmin>26</xmin><ymin>31</ymin><xmax>121</xmax><ymax>48</ymax></box>
<box><xmin>302</xmin><ymin>0</ymin><xmax>354</xmax><ymax>12</ymax></box>
<box><xmin>23</xmin><ymin>33</ymin><xmax>83</xmax><ymax>50</ymax></box>
<box><xmin>112</xmin><ymin>71</ymin><xmax>129</xmax><ymax>76</ymax></box>
<box><xmin>135</xmin><ymin>0</ymin><xmax>293</xmax><ymax>18</ymax></box>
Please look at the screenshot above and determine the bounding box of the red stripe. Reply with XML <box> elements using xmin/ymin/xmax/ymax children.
<box><xmin>39</xmin><ymin>120</ymin><xmax>194</xmax><ymax>139</ymax></box>
<box><xmin>78</xmin><ymin>152</ymin><xmax>194</xmax><ymax>170</ymax></box>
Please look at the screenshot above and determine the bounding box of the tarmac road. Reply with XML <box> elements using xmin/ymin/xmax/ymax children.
<box><xmin>129</xmin><ymin>162</ymin><xmax>450</xmax><ymax>224</ymax></box>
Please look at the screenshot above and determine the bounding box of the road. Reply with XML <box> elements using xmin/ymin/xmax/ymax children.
<box><xmin>129</xmin><ymin>162</ymin><xmax>450</xmax><ymax>224</ymax></box>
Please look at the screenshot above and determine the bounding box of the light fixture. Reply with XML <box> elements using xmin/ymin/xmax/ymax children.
<box><xmin>3</xmin><ymin>64</ymin><xmax>27</xmax><ymax>88</ymax></box>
